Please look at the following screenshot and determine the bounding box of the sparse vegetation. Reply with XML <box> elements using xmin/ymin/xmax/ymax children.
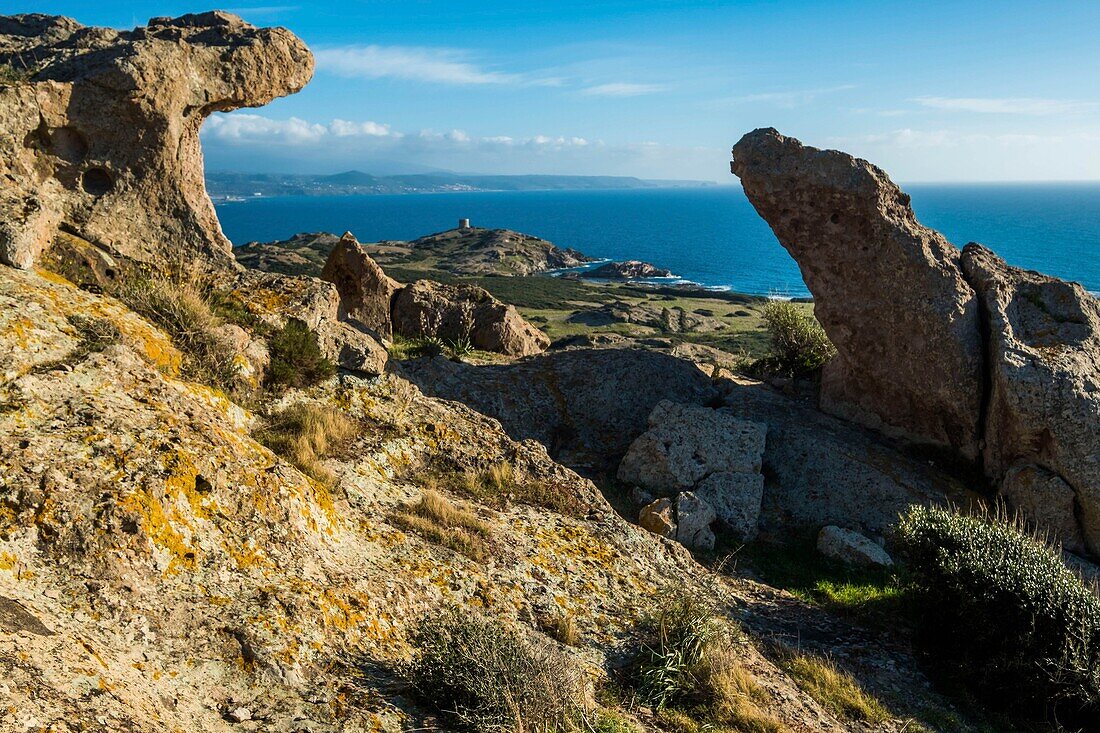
<box><xmin>543</xmin><ymin>612</ymin><xmax>580</xmax><ymax>647</ymax></box>
<box><xmin>266</xmin><ymin>318</ymin><xmax>335</xmax><ymax>389</ymax></box>
<box><xmin>120</xmin><ymin>276</ymin><xmax>240</xmax><ymax>389</ymax></box>
<box><xmin>67</xmin><ymin>315</ymin><xmax>122</xmax><ymax>356</ymax></box>
<box><xmin>629</xmin><ymin>592</ymin><xmax>788</xmax><ymax>733</ymax></box>
<box><xmin>896</xmin><ymin>505</ymin><xmax>1100</xmax><ymax>726</ymax></box>
<box><xmin>779</xmin><ymin>651</ymin><xmax>890</xmax><ymax>723</ymax></box>
<box><xmin>405</xmin><ymin>610</ymin><xmax>587</xmax><ymax>732</ymax></box>
<box><xmin>443</xmin><ymin>461</ymin><xmax>589</xmax><ymax>518</ymax></box>
<box><xmin>751</xmin><ymin>300</ymin><xmax>835</xmax><ymax>377</ymax></box>
<box><xmin>0</xmin><ymin>62</ymin><xmax>32</xmax><ymax>86</ymax></box>
<box><xmin>391</xmin><ymin>489</ymin><xmax>491</xmax><ymax>561</ymax></box>
<box><xmin>254</xmin><ymin>402</ymin><xmax>356</xmax><ymax>486</ymax></box>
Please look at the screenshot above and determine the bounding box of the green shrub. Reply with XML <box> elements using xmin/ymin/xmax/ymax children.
<box><xmin>0</xmin><ymin>63</ymin><xmax>32</xmax><ymax>86</ymax></box>
<box><xmin>405</xmin><ymin>610</ymin><xmax>586</xmax><ymax>732</ymax></box>
<box><xmin>754</xmin><ymin>301</ymin><xmax>834</xmax><ymax>377</ymax></box>
<box><xmin>896</xmin><ymin>505</ymin><xmax>1100</xmax><ymax>724</ymax></box>
<box><xmin>266</xmin><ymin>318</ymin><xmax>335</xmax><ymax>388</ymax></box>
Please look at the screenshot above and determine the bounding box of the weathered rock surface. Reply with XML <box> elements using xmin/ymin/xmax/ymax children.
<box><xmin>817</xmin><ymin>526</ymin><xmax>893</xmax><ymax>567</ymax></box>
<box><xmin>588</xmin><ymin>260</ymin><xmax>673</xmax><ymax>279</ymax></box>
<box><xmin>400</xmin><ymin>349</ymin><xmax>719</xmax><ymax>472</ymax></box>
<box><xmin>321</xmin><ymin>231</ymin><xmax>400</xmax><ymax>339</ymax></box>
<box><xmin>962</xmin><ymin>243</ymin><xmax>1100</xmax><ymax>554</ymax></box>
<box><xmin>235</xmin><ymin>268</ymin><xmax>389</xmax><ymax>376</ymax></box>
<box><xmin>999</xmin><ymin>464</ymin><xmax>1087</xmax><ymax>555</ymax></box>
<box><xmin>392</xmin><ymin>279</ymin><xmax>549</xmax><ymax>357</ymax></box>
<box><xmin>675</xmin><ymin>492</ymin><xmax>716</xmax><ymax>550</ymax></box>
<box><xmin>639</xmin><ymin>497</ymin><xmax>676</xmax><ymax>539</ymax></box>
<box><xmin>695</xmin><ymin>471</ymin><xmax>765</xmax><ymax>542</ymax></box>
<box><xmin>568</xmin><ymin>301</ymin><xmax>721</xmax><ymax>334</ymax></box>
<box><xmin>719</xmin><ymin>376</ymin><xmax>960</xmax><ymax>538</ymax></box>
<box><xmin>618</xmin><ymin>400</ymin><xmax>766</xmax><ymax>492</ymax></box>
<box><xmin>0</xmin><ymin>12</ymin><xmax>313</xmax><ymax>269</ymax></box>
<box><xmin>730</xmin><ymin>128</ymin><xmax>983</xmax><ymax>459</ymax></box>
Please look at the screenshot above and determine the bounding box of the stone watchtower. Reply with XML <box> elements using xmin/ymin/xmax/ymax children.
<box><xmin>458</xmin><ymin>218</ymin><xmax>471</xmax><ymax>229</ymax></box>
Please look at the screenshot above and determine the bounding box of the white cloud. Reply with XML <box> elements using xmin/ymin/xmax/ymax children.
<box><xmin>581</xmin><ymin>82</ymin><xmax>668</xmax><ymax>97</ymax></box>
<box><xmin>912</xmin><ymin>96</ymin><xmax>1098</xmax><ymax>116</ymax></box>
<box><xmin>730</xmin><ymin>84</ymin><xmax>856</xmax><ymax>108</ymax></box>
<box><xmin>202</xmin><ymin>114</ymin><xmax>399</xmax><ymax>145</ymax></box>
<box><xmin>314</xmin><ymin>45</ymin><xmax>551</xmax><ymax>86</ymax></box>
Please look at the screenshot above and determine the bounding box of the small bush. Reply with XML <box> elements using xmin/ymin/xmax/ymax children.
<box><xmin>631</xmin><ymin>592</ymin><xmax>787</xmax><ymax>733</ymax></box>
<box><xmin>896</xmin><ymin>505</ymin><xmax>1100</xmax><ymax>724</ymax></box>
<box><xmin>68</xmin><ymin>315</ymin><xmax>122</xmax><ymax>356</ymax></box>
<box><xmin>754</xmin><ymin>301</ymin><xmax>834</xmax><ymax>377</ymax></box>
<box><xmin>0</xmin><ymin>63</ymin><xmax>32</xmax><ymax>86</ymax></box>
<box><xmin>391</xmin><ymin>489</ymin><xmax>490</xmax><ymax>561</ymax></box>
<box><xmin>405</xmin><ymin>610</ymin><xmax>587</xmax><ymax>732</ymax></box>
<box><xmin>120</xmin><ymin>277</ymin><xmax>238</xmax><ymax>389</ymax></box>
<box><xmin>543</xmin><ymin>612</ymin><xmax>580</xmax><ymax>647</ymax></box>
<box><xmin>255</xmin><ymin>402</ymin><xmax>356</xmax><ymax>486</ymax></box>
<box><xmin>266</xmin><ymin>318</ymin><xmax>335</xmax><ymax>389</ymax></box>
<box><xmin>779</xmin><ymin>652</ymin><xmax>889</xmax><ymax>723</ymax></box>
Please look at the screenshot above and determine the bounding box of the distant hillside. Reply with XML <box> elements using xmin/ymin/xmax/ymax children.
<box><xmin>206</xmin><ymin>171</ymin><xmax>717</xmax><ymax>198</ymax></box>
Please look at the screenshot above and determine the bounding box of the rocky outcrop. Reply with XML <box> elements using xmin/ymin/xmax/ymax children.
<box><xmin>961</xmin><ymin>244</ymin><xmax>1100</xmax><ymax>554</ymax></box>
<box><xmin>392</xmin><ymin>279</ymin><xmax>549</xmax><ymax>357</ymax></box>
<box><xmin>405</xmin><ymin>227</ymin><xmax>593</xmax><ymax>276</ymax></box>
<box><xmin>400</xmin><ymin>349</ymin><xmax>718</xmax><ymax>472</ymax></box>
<box><xmin>730</xmin><ymin>128</ymin><xmax>983</xmax><ymax>459</ymax></box>
<box><xmin>588</xmin><ymin>260</ymin><xmax>673</xmax><ymax>279</ymax></box>
<box><xmin>0</xmin><ymin>13</ymin><xmax>312</xmax><ymax>270</ymax></box>
<box><xmin>236</xmin><ymin>268</ymin><xmax>389</xmax><ymax>376</ymax></box>
<box><xmin>321</xmin><ymin>231</ymin><xmax>400</xmax><ymax>339</ymax></box>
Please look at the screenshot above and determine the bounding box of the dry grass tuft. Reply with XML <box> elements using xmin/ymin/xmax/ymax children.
<box><xmin>544</xmin><ymin>612</ymin><xmax>581</xmax><ymax>647</ymax></box>
<box><xmin>255</xmin><ymin>402</ymin><xmax>357</xmax><ymax>486</ymax></box>
<box><xmin>392</xmin><ymin>488</ymin><xmax>491</xmax><ymax>561</ymax></box>
<box><xmin>120</xmin><ymin>276</ymin><xmax>239</xmax><ymax>389</ymax></box>
<box><xmin>780</xmin><ymin>651</ymin><xmax>889</xmax><ymax>724</ymax></box>
<box><xmin>445</xmin><ymin>461</ymin><xmax>589</xmax><ymax>518</ymax></box>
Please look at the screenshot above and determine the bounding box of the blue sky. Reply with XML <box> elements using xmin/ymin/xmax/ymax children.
<box><xmin>13</xmin><ymin>1</ymin><xmax>1100</xmax><ymax>181</ymax></box>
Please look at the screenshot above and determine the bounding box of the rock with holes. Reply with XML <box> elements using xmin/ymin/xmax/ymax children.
<box><xmin>730</xmin><ymin>128</ymin><xmax>984</xmax><ymax>460</ymax></box>
<box><xmin>817</xmin><ymin>526</ymin><xmax>893</xmax><ymax>567</ymax></box>
<box><xmin>391</xmin><ymin>279</ymin><xmax>549</xmax><ymax>357</ymax></box>
<box><xmin>321</xmin><ymin>232</ymin><xmax>400</xmax><ymax>340</ymax></box>
<box><xmin>617</xmin><ymin>400</ymin><xmax>766</xmax><ymax>494</ymax></box>
<box><xmin>962</xmin><ymin>243</ymin><xmax>1100</xmax><ymax>555</ymax></box>
<box><xmin>0</xmin><ymin>12</ymin><xmax>313</xmax><ymax>270</ymax></box>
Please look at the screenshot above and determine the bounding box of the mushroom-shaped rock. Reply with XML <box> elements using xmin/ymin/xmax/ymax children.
<box><xmin>961</xmin><ymin>243</ymin><xmax>1100</xmax><ymax>554</ymax></box>
<box><xmin>0</xmin><ymin>12</ymin><xmax>314</xmax><ymax>269</ymax></box>
<box><xmin>730</xmin><ymin>128</ymin><xmax>983</xmax><ymax>460</ymax></box>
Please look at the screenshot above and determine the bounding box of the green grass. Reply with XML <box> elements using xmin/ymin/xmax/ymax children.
<box><xmin>731</xmin><ymin>536</ymin><xmax>909</xmax><ymax>625</ymax></box>
<box><xmin>779</xmin><ymin>651</ymin><xmax>890</xmax><ymax>724</ymax></box>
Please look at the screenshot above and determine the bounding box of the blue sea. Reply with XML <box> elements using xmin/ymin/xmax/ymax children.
<box><xmin>214</xmin><ymin>184</ymin><xmax>1100</xmax><ymax>298</ymax></box>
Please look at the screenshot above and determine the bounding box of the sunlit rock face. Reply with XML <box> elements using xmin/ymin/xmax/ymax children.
<box><xmin>0</xmin><ymin>12</ymin><xmax>313</xmax><ymax>269</ymax></box>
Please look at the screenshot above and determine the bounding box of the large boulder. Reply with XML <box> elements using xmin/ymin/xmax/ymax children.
<box><xmin>321</xmin><ymin>231</ymin><xmax>400</xmax><ymax>339</ymax></box>
<box><xmin>961</xmin><ymin>244</ymin><xmax>1100</xmax><ymax>554</ymax></box>
<box><xmin>0</xmin><ymin>12</ymin><xmax>313</xmax><ymax>269</ymax></box>
<box><xmin>719</xmin><ymin>376</ymin><xmax>960</xmax><ymax>538</ymax></box>
<box><xmin>400</xmin><ymin>349</ymin><xmax>718</xmax><ymax>472</ymax></box>
<box><xmin>817</xmin><ymin>526</ymin><xmax>893</xmax><ymax>567</ymax></box>
<box><xmin>730</xmin><ymin>128</ymin><xmax>983</xmax><ymax>460</ymax></box>
<box><xmin>617</xmin><ymin>400</ymin><xmax>766</xmax><ymax>492</ymax></box>
<box><xmin>391</xmin><ymin>279</ymin><xmax>549</xmax><ymax>357</ymax></box>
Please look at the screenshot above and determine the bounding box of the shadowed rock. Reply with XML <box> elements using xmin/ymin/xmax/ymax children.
<box><xmin>730</xmin><ymin>128</ymin><xmax>983</xmax><ymax>460</ymax></box>
<box><xmin>321</xmin><ymin>232</ymin><xmax>400</xmax><ymax>340</ymax></box>
<box><xmin>962</xmin><ymin>243</ymin><xmax>1100</xmax><ymax>554</ymax></box>
<box><xmin>0</xmin><ymin>12</ymin><xmax>313</xmax><ymax>269</ymax></box>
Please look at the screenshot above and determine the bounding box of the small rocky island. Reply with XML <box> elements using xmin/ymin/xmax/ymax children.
<box><xmin>587</xmin><ymin>260</ymin><xmax>674</xmax><ymax>279</ymax></box>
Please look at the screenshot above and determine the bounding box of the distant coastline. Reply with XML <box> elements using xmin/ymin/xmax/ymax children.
<box><xmin>206</xmin><ymin>170</ymin><xmax>719</xmax><ymax>200</ymax></box>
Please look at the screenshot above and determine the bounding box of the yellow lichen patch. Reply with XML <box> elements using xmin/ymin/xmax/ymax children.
<box><xmin>223</xmin><ymin>538</ymin><xmax>270</xmax><ymax>571</ymax></box>
<box><xmin>33</xmin><ymin>267</ymin><xmax>76</xmax><ymax>287</ymax></box>
<box><xmin>526</xmin><ymin>521</ymin><xmax>620</xmax><ymax>577</ymax></box>
<box><xmin>163</xmin><ymin>449</ymin><xmax>212</xmax><ymax>521</ymax></box>
<box><xmin>119</xmin><ymin>464</ymin><xmax>201</xmax><ymax>575</ymax></box>
<box><xmin>0</xmin><ymin>552</ymin><xmax>16</xmax><ymax>570</ymax></box>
